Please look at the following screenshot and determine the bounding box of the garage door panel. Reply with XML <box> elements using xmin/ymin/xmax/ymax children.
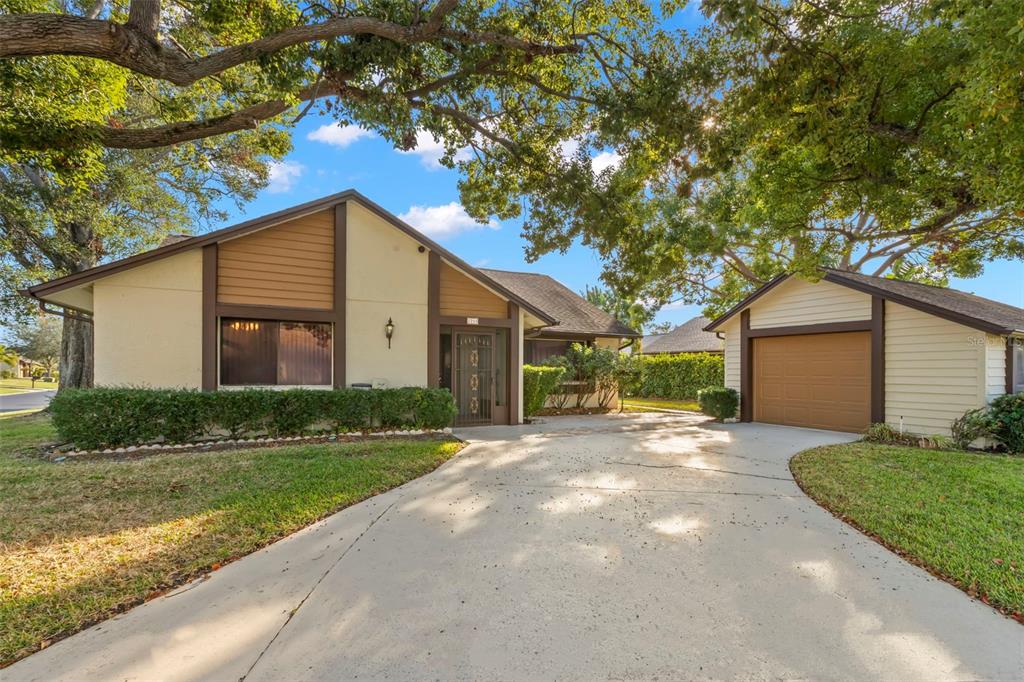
<box><xmin>753</xmin><ymin>332</ymin><xmax>870</xmax><ymax>433</ymax></box>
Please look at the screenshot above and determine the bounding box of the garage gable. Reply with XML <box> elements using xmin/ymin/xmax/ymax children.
<box><xmin>747</xmin><ymin>277</ymin><xmax>872</xmax><ymax>329</ymax></box>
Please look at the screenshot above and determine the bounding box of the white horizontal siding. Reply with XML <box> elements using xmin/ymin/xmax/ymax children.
<box><xmin>885</xmin><ymin>302</ymin><xmax>987</xmax><ymax>436</ymax></box>
<box><xmin>749</xmin><ymin>277</ymin><xmax>871</xmax><ymax>329</ymax></box>
<box><xmin>722</xmin><ymin>318</ymin><xmax>740</xmax><ymax>392</ymax></box>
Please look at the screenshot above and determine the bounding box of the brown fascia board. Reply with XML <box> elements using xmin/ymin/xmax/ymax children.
<box><xmin>22</xmin><ymin>189</ymin><xmax>558</xmax><ymax>327</ymax></box>
<box><xmin>702</xmin><ymin>274</ymin><xmax>791</xmax><ymax>332</ymax></box>
<box><xmin>702</xmin><ymin>269</ymin><xmax>1014</xmax><ymax>336</ymax></box>
<box><xmin>820</xmin><ymin>272</ymin><xmax>1013</xmax><ymax>335</ymax></box>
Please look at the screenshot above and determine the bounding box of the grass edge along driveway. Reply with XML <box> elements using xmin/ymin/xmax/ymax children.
<box><xmin>0</xmin><ymin>412</ymin><xmax>463</xmax><ymax>666</ymax></box>
<box><xmin>791</xmin><ymin>442</ymin><xmax>1024</xmax><ymax>623</ymax></box>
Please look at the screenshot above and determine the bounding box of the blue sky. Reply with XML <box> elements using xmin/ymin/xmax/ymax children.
<box><xmin>203</xmin><ymin>0</ymin><xmax>1022</xmax><ymax>330</ymax></box>
<box><xmin>206</xmin><ymin>117</ymin><xmax>1024</xmax><ymax>330</ymax></box>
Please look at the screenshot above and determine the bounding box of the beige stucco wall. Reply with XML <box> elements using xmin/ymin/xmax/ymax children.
<box><xmin>750</xmin><ymin>277</ymin><xmax>871</xmax><ymax>329</ymax></box>
<box><xmin>884</xmin><ymin>302</ymin><xmax>991</xmax><ymax>436</ymax></box>
<box><xmin>93</xmin><ymin>250</ymin><xmax>203</xmax><ymax>388</ymax></box>
<box><xmin>515</xmin><ymin>307</ymin><xmax>525</xmax><ymax>423</ymax></box>
<box><xmin>345</xmin><ymin>201</ymin><xmax>429</xmax><ymax>387</ymax></box>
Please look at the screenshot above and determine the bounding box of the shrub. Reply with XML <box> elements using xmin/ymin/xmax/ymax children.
<box><xmin>950</xmin><ymin>408</ymin><xmax>994</xmax><ymax>450</ymax></box>
<box><xmin>634</xmin><ymin>353</ymin><xmax>724</xmax><ymax>400</ymax></box>
<box><xmin>863</xmin><ymin>422</ymin><xmax>919</xmax><ymax>446</ymax></box>
<box><xmin>49</xmin><ymin>386</ymin><xmax>457</xmax><ymax>449</ymax></box>
<box><xmin>51</xmin><ymin>388</ymin><xmax>164</xmax><ymax>449</ymax></box>
<box><xmin>696</xmin><ymin>386</ymin><xmax>739</xmax><ymax>421</ymax></box>
<box><xmin>325</xmin><ymin>388</ymin><xmax>374</xmax><ymax>433</ymax></box>
<box><xmin>266</xmin><ymin>390</ymin><xmax>324</xmax><ymax>437</ymax></box>
<box><xmin>523</xmin><ymin>365</ymin><xmax>566</xmax><ymax>417</ymax></box>
<box><xmin>414</xmin><ymin>388</ymin><xmax>458</xmax><ymax>429</ymax></box>
<box><xmin>989</xmin><ymin>393</ymin><xmax>1024</xmax><ymax>454</ymax></box>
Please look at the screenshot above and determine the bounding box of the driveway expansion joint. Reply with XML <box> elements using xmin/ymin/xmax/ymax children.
<box><xmin>238</xmin><ymin>498</ymin><xmax>399</xmax><ymax>681</ymax></box>
<box><xmin>604</xmin><ymin>459</ymin><xmax>794</xmax><ymax>481</ymax></box>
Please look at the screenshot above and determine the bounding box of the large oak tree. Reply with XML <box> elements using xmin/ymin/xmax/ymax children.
<box><xmin>518</xmin><ymin>0</ymin><xmax>1024</xmax><ymax>315</ymax></box>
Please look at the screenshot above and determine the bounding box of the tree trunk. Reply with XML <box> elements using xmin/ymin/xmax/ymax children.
<box><xmin>57</xmin><ymin>220</ymin><xmax>96</xmax><ymax>390</ymax></box>
<box><xmin>59</xmin><ymin>315</ymin><xmax>93</xmax><ymax>390</ymax></box>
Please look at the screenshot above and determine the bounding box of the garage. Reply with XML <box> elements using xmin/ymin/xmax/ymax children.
<box><xmin>753</xmin><ymin>332</ymin><xmax>870</xmax><ymax>432</ymax></box>
<box><xmin>703</xmin><ymin>269</ymin><xmax>1023</xmax><ymax>436</ymax></box>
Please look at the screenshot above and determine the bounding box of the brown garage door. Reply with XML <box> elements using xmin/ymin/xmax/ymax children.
<box><xmin>753</xmin><ymin>331</ymin><xmax>870</xmax><ymax>432</ymax></box>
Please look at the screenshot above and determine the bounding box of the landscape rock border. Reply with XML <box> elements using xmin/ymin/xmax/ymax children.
<box><xmin>46</xmin><ymin>428</ymin><xmax>456</xmax><ymax>462</ymax></box>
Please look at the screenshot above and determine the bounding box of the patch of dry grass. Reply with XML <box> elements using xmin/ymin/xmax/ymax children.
<box><xmin>0</xmin><ymin>412</ymin><xmax>462</xmax><ymax>665</ymax></box>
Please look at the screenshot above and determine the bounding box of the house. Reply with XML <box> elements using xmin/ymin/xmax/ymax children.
<box><xmin>638</xmin><ymin>316</ymin><xmax>723</xmax><ymax>355</ymax></box>
<box><xmin>481</xmin><ymin>269</ymin><xmax>641</xmax><ymax>407</ymax></box>
<box><xmin>0</xmin><ymin>356</ymin><xmax>44</xmax><ymax>379</ymax></box>
<box><xmin>704</xmin><ymin>270</ymin><xmax>1024</xmax><ymax>434</ymax></box>
<box><xmin>22</xmin><ymin>190</ymin><xmax>638</xmax><ymax>426</ymax></box>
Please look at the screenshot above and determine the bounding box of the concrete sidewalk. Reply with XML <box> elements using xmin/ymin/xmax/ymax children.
<box><xmin>5</xmin><ymin>413</ymin><xmax>1022</xmax><ymax>681</ymax></box>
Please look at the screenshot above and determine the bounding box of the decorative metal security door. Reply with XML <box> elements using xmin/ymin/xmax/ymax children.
<box><xmin>454</xmin><ymin>332</ymin><xmax>495</xmax><ymax>425</ymax></box>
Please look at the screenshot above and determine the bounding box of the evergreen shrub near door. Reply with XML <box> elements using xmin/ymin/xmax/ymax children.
<box><xmin>634</xmin><ymin>353</ymin><xmax>724</xmax><ymax>400</ymax></box>
<box><xmin>523</xmin><ymin>365</ymin><xmax>567</xmax><ymax>417</ymax></box>
<box><xmin>50</xmin><ymin>387</ymin><xmax>458</xmax><ymax>450</ymax></box>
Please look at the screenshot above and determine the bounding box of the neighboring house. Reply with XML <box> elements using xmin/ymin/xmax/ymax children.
<box><xmin>481</xmin><ymin>269</ymin><xmax>641</xmax><ymax>407</ymax></box>
<box><xmin>638</xmin><ymin>315</ymin><xmax>723</xmax><ymax>355</ymax></box>
<box><xmin>22</xmin><ymin>190</ymin><xmax>637</xmax><ymax>426</ymax></box>
<box><xmin>0</xmin><ymin>357</ymin><xmax>43</xmax><ymax>378</ymax></box>
<box><xmin>704</xmin><ymin>270</ymin><xmax>1024</xmax><ymax>435</ymax></box>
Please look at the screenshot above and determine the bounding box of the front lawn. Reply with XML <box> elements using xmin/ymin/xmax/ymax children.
<box><xmin>0</xmin><ymin>378</ymin><xmax>58</xmax><ymax>392</ymax></box>
<box><xmin>791</xmin><ymin>442</ymin><xmax>1024</xmax><ymax>620</ymax></box>
<box><xmin>621</xmin><ymin>397</ymin><xmax>701</xmax><ymax>412</ymax></box>
<box><xmin>0</xmin><ymin>412</ymin><xmax>462</xmax><ymax>665</ymax></box>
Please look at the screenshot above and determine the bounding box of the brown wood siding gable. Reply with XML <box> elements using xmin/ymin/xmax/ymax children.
<box><xmin>217</xmin><ymin>209</ymin><xmax>334</xmax><ymax>309</ymax></box>
<box><xmin>439</xmin><ymin>262</ymin><xmax>507</xmax><ymax>318</ymax></box>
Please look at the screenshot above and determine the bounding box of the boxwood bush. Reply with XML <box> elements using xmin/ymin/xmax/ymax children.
<box><xmin>634</xmin><ymin>353</ymin><xmax>725</xmax><ymax>400</ymax></box>
<box><xmin>697</xmin><ymin>386</ymin><xmax>739</xmax><ymax>421</ymax></box>
<box><xmin>50</xmin><ymin>387</ymin><xmax>457</xmax><ymax>450</ymax></box>
<box><xmin>523</xmin><ymin>365</ymin><xmax>566</xmax><ymax>417</ymax></box>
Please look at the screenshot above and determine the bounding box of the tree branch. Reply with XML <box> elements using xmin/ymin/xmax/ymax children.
<box><xmin>0</xmin><ymin>11</ymin><xmax>581</xmax><ymax>87</ymax></box>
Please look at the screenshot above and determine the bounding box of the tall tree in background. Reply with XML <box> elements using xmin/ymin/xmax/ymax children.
<box><xmin>8</xmin><ymin>315</ymin><xmax>61</xmax><ymax>375</ymax></box>
<box><xmin>1</xmin><ymin>47</ymin><xmax>289</xmax><ymax>387</ymax></box>
<box><xmin>521</xmin><ymin>0</ymin><xmax>1024</xmax><ymax>315</ymax></box>
<box><xmin>581</xmin><ymin>285</ymin><xmax>669</xmax><ymax>334</ymax></box>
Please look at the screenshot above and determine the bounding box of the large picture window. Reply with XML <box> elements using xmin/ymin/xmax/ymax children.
<box><xmin>220</xmin><ymin>318</ymin><xmax>331</xmax><ymax>386</ymax></box>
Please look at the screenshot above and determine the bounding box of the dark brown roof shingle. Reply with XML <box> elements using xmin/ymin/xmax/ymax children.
<box><xmin>479</xmin><ymin>269</ymin><xmax>640</xmax><ymax>337</ymax></box>
<box><xmin>641</xmin><ymin>316</ymin><xmax>723</xmax><ymax>354</ymax></box>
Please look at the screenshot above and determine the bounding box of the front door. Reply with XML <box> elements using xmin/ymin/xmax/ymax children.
<box><xmin>454</xmin><ymin>332</ymin><xmax>496</xmax><ymax>425</ymax></box>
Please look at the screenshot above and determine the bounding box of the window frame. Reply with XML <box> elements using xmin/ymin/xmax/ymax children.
<box><xmin>218</xmin><ymin>317</ymin><xmax>334</xmax><ymax>389</ymax></box>
<box><xmin>1012</xmin><ymin>337</ymin><xmax>1024</xmax><ymax>394</ymax></box>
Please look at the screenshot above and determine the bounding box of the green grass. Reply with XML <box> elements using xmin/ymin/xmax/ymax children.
<box><xmin>621</xmin><ymin>397</ymin><xmax>701</xmax><ymax>412</ymax></box>
<box><xmin>0</xmin><ymin>412</ymin><xmax>463</xmax><ymax>665</ymax></box>
<box><xmin>0</xmin><ymin>378</ymin><xmax>58</xmax><ymax>392</ymax></box>
<box><xmin>791</xmin><ymin>442</ymin><xmax>1024</xmax><ymax>619</ymax></box>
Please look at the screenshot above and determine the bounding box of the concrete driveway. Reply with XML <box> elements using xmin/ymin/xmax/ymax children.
<box><xmin>6</xmin><ymin>413</ymin><xmax>1022</xmax><ymax>681</ymax></box>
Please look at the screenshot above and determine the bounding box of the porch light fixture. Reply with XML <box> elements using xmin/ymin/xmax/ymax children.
<box><xmin>385</xmin><ymin>317</ymin><xmax>395</xmax><ymax>348</ymax></box>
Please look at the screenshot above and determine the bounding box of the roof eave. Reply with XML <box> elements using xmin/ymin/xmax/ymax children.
<box><xmin>22</xmin><ymin>189</ymin><xmax>557</xmax><ymax>326</ymax></box>
<box><xmin>821</xmin><ymin>272</ymin><xmax>1014</xmax><ymax>336</ymax></box>
<box><xmin>703</xmin><ymin>274</ymin><xmax>791</xmax><ymax>332</ymax></box>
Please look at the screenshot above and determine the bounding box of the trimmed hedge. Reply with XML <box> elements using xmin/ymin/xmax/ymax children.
<box><xmin>50</xmin><ymin>387</ymin><xmax>457</xmax><ymax>450</ymax></box>
<box><xmin>523</xmin><ymin>365</ymin><xmax>566</xmax><ymax>417</ymax></box>
<box><xmin>697</xmin><ymin>386</ymin><xmax>739</xmax><ymax>420</ymax></box>
<box><xmin>634</xmin><ymin>353</ymin><xmax>725</xmax><ymax>400</ymax></box>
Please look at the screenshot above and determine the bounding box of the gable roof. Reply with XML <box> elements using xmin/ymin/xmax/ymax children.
<box><xmin>705</xmin><ymin>269</ymin><xmax>1024</xmax><ymax>335</ymax></box>
<box><xmin>22</xmin><ymin>190</ymin><xmax>556</xmax><ymax>326</ymax></box>
<box><xmin>640</xmin><ymin>316</ymin><xmax>723</xmax><ymax>354</ymax></box>
<box><xmin>479</xmin><ymin>269</ymin><xmax>640</xmax><ymax>338</ymax></box>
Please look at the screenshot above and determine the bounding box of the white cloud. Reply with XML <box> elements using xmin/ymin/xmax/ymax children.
<box><xmin>266</xmin><ymin>160</ymin><xmax>304</xmax><ymax>193</ymax></box>
<box><xmin>591</xmin><ymin>151</ymin><xmax>622</xmax><ymax>174</ymax></box>
<box><xmin>398</xmin><ymin>202</ymin><xmax>498</xmax><ymax>239</ymax></box>
<box><xmin>398</xmin><ymin>130</ymin><xmax>471</xmax><ymax>169</ymax></box>
<box><xmin>307</xmin><ymin>123</ymin><xmax>374</xmax><ymax>148</ymax></box>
